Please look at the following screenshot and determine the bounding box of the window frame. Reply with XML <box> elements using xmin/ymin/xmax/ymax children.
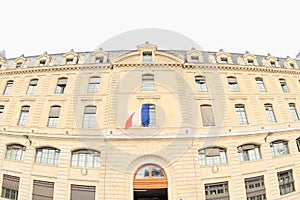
<box><xmin>205</xmin><ymin>181</ymin><xmax>229</xmax><ymax>200</ymax></box>
<box><xmin>27</xmin><ymin>79</ymin><xmax>38</xmax><ymax>94</ymax></box>
<box><xmin>18</xmin><ymin>106</ymin><xmax>30</xmax><ymax>126</ymax></box>
<box><xmin>142</xmin><ymin>74</ymin><xmax>155</xmax><ymax>91</ymax></box>
<box><xmin>195</xmin><ymin>76</ymin><xmax>208</xmax><ymax>92</ymax></box>
<box><xmin>255</xmin><ymin>77</ymin><xmax>267</xmax><ymax>92</ymax></box>
<box><xmin>270</xmin><ymin>140</ymin><xmax>289</xmax><ymax>157</ymax></box>
<box><xmin>200</xmin><ymin>104</ymin><xmax>215</xmax><ymax>127</ymax></box>
<box><xmin>55</xmin><ymin>78</ymin><xmax>67</xmax><ymax>94</ymax></box>
<box><xmin>238</xmin><ymin>144</ymin><xmax>261</xmax><ymax>162</ymax></box>
<box><xmin>47</xmin><ymin>106</ymin><xmax>61</xmax><ymax>127</ymax></box>
<box><xmin>87</xmin><ymin>76</ymin><xmax>100</xmax><ymax>93</ymax></box>
<box><xmin>264</xmin><ymin>104</ymin><xmax>277</xmax><ymax>123</ymax></box>
<box><xmin>277</xmin><ymin>169</ymin><xmax>295</xmax><ymax>195</ymax></box>
<box><xmin>227</xmin><ymin>76</ymin><xmax>239</xmax><ymax>92</ymax></box>
<box><xmin>199</xmin><ymin>147</ymin><xmax>227</xmax><ymax>166</ymax></box>
<box><xmin>279</xmin><ymin>79</ymin><xmax>289</xmax><ymax>93</ymax></box>
<box><xmin>245</xmin><ymin>175</ymin><xmax>266</xmax><ymax>200</ymax></box>
<box><xmin>0</xmin><ymin>105</ymin><xmax>4</xmax><ymax>118</ymax></box>
<box><xmin>35</xmin><ymin>147</ymin><xmax>60</xmax><ymax>165</ymax></box>
<box><xmin>71</xmin><ymin>149</ymin><xmax>100</xmax><ymax>168</ymax></box>
<box><xmin>235</xmin><ymin>104</ymin><xmax>248</xmax><ymax>125</ymax></box>
<box><xmin>5</xmin><ymin>144</ymin><xmax>26</xmax><ymax>161</ymax></box>
<box><xmin>82</xmin><ymin>105</ymin><xmax>97</xmax><ymax>128</ymax></box>
<box><xmin>289</xmin><ymin>103</ymin><xmax>299</xmax><ymax>121</ymax></box>
<box><xmin>3</xmin><ymin>80</ymin><xmax>13</xmax><ymax>95</ymax></box>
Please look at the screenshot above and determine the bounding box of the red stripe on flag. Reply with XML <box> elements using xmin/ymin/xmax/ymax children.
<box><xmin>125</xmin><ymin>112</ymin><xmax>135</xmax><ymax>130</ymax></box>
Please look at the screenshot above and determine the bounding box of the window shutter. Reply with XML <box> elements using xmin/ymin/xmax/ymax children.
<box><xmin>57</xmin><ymin>78</ymin><xmax>67</xmax><ymax>85</ymax></box>
<box><xmin>89</xmin><ymin>77</ymin><xmax>100</xmax><ymax>84</ymax></box>
<box><xmin>30</xmin><ymin>79</ymin><xmax>38</xmax><ymax>85</ymax></box>
<box><xmin>200</xmin><ymin>105</ymin><xmax>215</xmax><ymax>126</ymax></box>
<box><xmin>242</xmin><ymin>144</ymin><xmax>255</xmax><ymax>150</ymax></box>
<box><xmin>227</xmin><ymin>77</ymin><xmax>237</xmax><ymax>83</ymax></box>
<box><xmin>49</xmin><ymin>106</ymin><xmax>61</xmax><ymax>117</ymax></box>
<box><xmin>32</xmin><ymin>180</ymin><xmax>54</xmax><ymax>200</ymax></box>
<box><xmin>71</xmin><ymin>184</ymin><xmax>96</xmax><ymax>200</ymax></box>
<box><xmin>205</xmin><ymin>148</ymin><xmax>220</xmax><ymax>156</ymax></box>
<box><xmin>85</xmin><ymin>106</ymin><xmax>96</xmax><ymax>114</ymax></box>
<box><xmin>2</xmin><ymin>174</ymin><xmax>20</xmax><ymax>191</ymax></box>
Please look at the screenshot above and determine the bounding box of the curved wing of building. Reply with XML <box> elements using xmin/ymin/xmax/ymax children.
<box><xmin>0</xmin><ymin>43</ymin><xmax>300</xmax><ymax>199</ymax></box>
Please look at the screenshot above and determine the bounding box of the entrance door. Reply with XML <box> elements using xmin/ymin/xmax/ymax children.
<box><xmin>133</xmin><ymin>164</ymin><xmax>168</xmax><ymax>200</ymax></box>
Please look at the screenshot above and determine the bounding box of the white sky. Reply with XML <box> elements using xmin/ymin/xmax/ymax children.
<box><xmin>0</xmin><ymin>0</ymin><xmax>299</xmax><ymax>59</ymax></box>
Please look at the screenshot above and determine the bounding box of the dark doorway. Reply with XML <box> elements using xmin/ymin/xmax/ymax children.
<box><xmin>134</xmin><ymin>188</ymin><xmax>168</xmax><ymax>200</ymax></box>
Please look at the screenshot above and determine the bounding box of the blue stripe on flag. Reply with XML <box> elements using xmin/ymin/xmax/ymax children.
<box><xmin>141</xmin><ymin>104</ymin><xmax>150</xmax><ymax>126</ymax></box>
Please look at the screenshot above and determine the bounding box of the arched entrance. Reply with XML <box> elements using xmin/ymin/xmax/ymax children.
<box><xmin>133</xmin><ymin>164</ymin><xmax>168</xmax><ymax>200</ymax></box>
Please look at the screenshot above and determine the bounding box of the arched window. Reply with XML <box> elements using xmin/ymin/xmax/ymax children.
<box><xmin>3</xmin><ymin>80</ymin><xmax>13</xmax><ymax>95</ymax></box>
<box><xmin>235</xmin><ymin>104</ymin><xmax>248</xmax><ymax>125</ymax></box>
<box><xmin>142</xmin><ymin>74</ymin><xmax>154</xmax><ymax>91</ymax></box>
<box><xmin>48</xmin><ymin>106</ymin><xmax>61</xmax><ymax>127</ymax></box>
<box><xmin>88</xmin><ymin>76</ymin><xmax>100</xmax><ymax>93</ymax></box>
<box><xmin>135</xmin><ymin>164</ymin><xmax>166</xmax><ymax>179</ymax></box>
<box><xmin>199</xmin><ymin>147</ymin><xmax>227</xmax><ymax>165</ymax></box>
<box><xmin>35</xmin><ymin>147</ymin><xmax>60</xmax><ymax>165</ymax></box>
<box><xmin>237</xmin><ymin>144</ymin><xmax>261</xmax><ymax>162</ymax></box>
<box><xmin>5</xmin><ymin>144</ymin><xmax>26</xmax><ymax>161</ymax></box>
<box><xmin>27</xmin><ymin>79</ymin><xmax>38</xmax><ymax>94</ymax></box>
<box><xmin>71</xmin><ymin>149</ymin><xmax>100</xmax><ymax>168</ymax></box>
<box><xmin>195</xmin><ymin>76</ymin><xmax>208</xmax><ymax>92</ymax></box>
<box><xmin>255</xmin><ymin>77</ymin><xmax>266</xmax><ymax>92</ymax></box>
<box><xmin>82</xmin><ymin>105</ymin><xmax>97</xmax><ymax>128</ymax></box>
<box><xmin>55</xmin><ymin>77</ymin><xmax>68</xmax><ymax>94</ymax></box>
<box><xmin>18</xmin><ymin>106</ymin><xmax>30</xmax><ymax>126</ymax></box>
<box><xmin>200</xmin><ymin>105</ymin><xmax>215</xmax><ymax>126</ymax></box>
<box><xmin>270</xmin><ymin>140</ymin><xmax>289</xmax><ymax>157</ymax></box>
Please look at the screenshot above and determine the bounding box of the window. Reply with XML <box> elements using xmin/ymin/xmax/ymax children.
<box><xmin>199</xmin><ymin>147</ymin><xmax>227</xmax><ymax>165</ymax></box>
<box><xmin>88</xmin><ymin>77</ymin><xmax>100</xmax><ymax>93</ymax></box>
<box><xmin>227</xmin><ymin>76</ymin><xmax>239</xmax><ymax>92</ymax></box>
<box><xmin>195</xmin><ymin>76</ymin><xmax>208</xmax><ymax>92</ymax></box>
<box><xmin>277</xmin><ymin>169</ymin><xmax>295</xmax><ymax>195</ymax></box>
<box><xmin>5</xmin><ymin>144</ymin><xmax>26</xmax><ymax>161</ymax></box>
<box><xmin>220</xmin><ymin>57</ymin><xmax>228</xmax><ymax>64</ymax></box>
<box><xmin>95</xmin><ymin>56</ymin><xmax>103</xmax><ymax>63</ymax></box>
<box><xmin>290</xmin><ymin>63</ymin><xmax>295</xmax><ymax>68</ymax></box>
<box><xmin>296</xmin><ymin>138</ymin><xmax>300</xmax><ymax>152</ymax></box>
<box><xmin>0</xmin><ymin>105</ymin><xmax>4</xmax><ymax>118</ymax></box>
<box><xmin>55</xmin><ymin>78</ymin><xmax>67</xmax><ymax>94</ymax></box>
<box><xmin>279</xmin><ymin>79</ymin><xmax>289</xmax><ymax>93</ymax></box>
<box><xmin>71</xmin><ymin>149</ymin><xmax>100</xmax><ymax>168</ymax></box>
<box><xmin>1</xmin><ymin>174</ymin><xmax>20</xmax><ymax>200</ymax></box>
<box><xmin>35</xmin><ymin>147</ymin><xmax>60</xmax><ymax>165</ymax></box>
<box><xmin>3</xmin><ymin>80</ymin><xmax>13</xmax><ymax>95</ymax></box>
<box><xmin>135</xmin><ymin>165</ymin><xmax>165</xmax><ymax>179</ymax></box>
<box><xmin>32</xmin><ymin>180</ymin><xmax>54</xmax><ymax>200</ymax></box>
<box><xmin>71</xmin><ymin>184</ymin><xmax>96</xmax><ymax>200</ymax></box>
<box><xmin>235</xmin><ymin>104</ymin><xmax>248</xmax><ymax>125</ymax></box>
<box><xmin>141</xmin><ymin>104</ymin><xmax>156</xmax><ymax>127</ymax></box>
<box><xmin>265</xmin><ymin>104</ymin><xmax>276</xmax><ymax>123</ymax></box>
<box><xmin>142</xmin><ymin>74</ymin><xmax>154</xmax><ymax>91</ymax></box>
<box><xmin>66</xmin><ymin>58</ymin><xmax>73</xmax><ymax>65</ymax></box>
<box><xmin>270</xmin><ymin>61</ymin><xmax>276</xmax><ymax>67</ymax></box>
<box><xmin>27</xmin><ymin>79</ymin><xmax>38</xmax><ymax>94</ymax></box>
<box><xmin>289</xmin><ymin>103</ymin><xmax>299</xmax><ymax>121</ymax></box>
<box><xmin>245</xmin><ymin>176</ymin><xmax>266</xmax><ymax>200</ymax></box>
<box><xmin>191</xmin><ymin>56</ymin><xmax>199</xmax><ymax>63</ymax></box>
<box><xmin>82</xmin><ymin>106</ymin><xmax>96</xmax><ymax>128</ymax></box>
<box><xmin>255</xmin><ymin>77</ymin><xmax>266</xmax><ymax>92</ymax></box>
<box><xmin>142</xmin><ymin>51</ymin><xmax>152</xmax><ymax>62</ymax></box>
<box><xmin>39</xmin><ymin>60</ymin><xmax>46</xmax><ymax>66</ymax></box>
<box><xmin>16</xmin><ymin>62</ymin><xmax>22</xmax><ymax>68</ymax></box>
<box><xmin>247</xmin><ymin>59</ymin><xmax>254</xmax><ymax>66</ymax></box>
<box><xmin>205</xmin><ymin>181</ymin><xmax>229</xmax><ymax>200</ymax></box>
<box><xmin>238</xmin><ymin>144</ymin><xmax>261</xmax><ymax>162</ymax></box>
<box><xmin>270</xmin><ymin>140</ymin><xmax>289</xmax><ymax>157</ymax></box>
<box><xmin>48</xmin><ymin>106</ymin><xmax>61</xmax><ymax>127</ymax></box>
<box><xmin>200</xmin><ymin>105</ymin><xmax>215</xmax><ymax>126</ymax></box>
<box><xmin>18</xmin><ymin>106</ymin><xmax>30</xmax><ymax>126</ymax></box>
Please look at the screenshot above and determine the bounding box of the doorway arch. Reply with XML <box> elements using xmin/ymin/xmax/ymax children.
<box><xmin>133</xmin><ymin>164</ymin><xmax>168</xmax><ymax>200</ymax></box>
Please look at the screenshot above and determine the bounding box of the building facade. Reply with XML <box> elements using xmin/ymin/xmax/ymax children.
<box><xmin>0</xmin><ymin>43</ymin><xmax>300</xmax><ymax>199</ymax></box>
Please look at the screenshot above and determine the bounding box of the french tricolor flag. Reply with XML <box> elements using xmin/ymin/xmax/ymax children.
<box><xmin>125</xmin><ymin>104</ymin><xmax>150</xmax><ymax>130</ymax></box>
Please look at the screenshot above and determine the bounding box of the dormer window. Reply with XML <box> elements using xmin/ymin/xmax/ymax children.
<box><xmin>247</xmin><ymin>59</ymin><xmax>254</xmax><ymax>65</ymax></box>
<box><xmin>220</xmin><ymin>57</ymin><xmax>228</xmax><ymax>64</ymax></box>
<box><xmin>270</xmin><ymin>61</ymin><xmax>276</xmax><ymax>67</ymax></box>
<box><xmin>142</xmin><ymin>52</ymin><xmax>152</xmax><ymax>62</ymax></box>
<box><xmin>95</xmin><ymin>56</ymin><xmax>104</xmax><ymax>63</ymax></box>
<box><xmin>191</xmin><ymin>56</ymin><xmax>199</xmax><ymax>63</ymax></box>
<box><xmin>290</xmin><ymin>63</ymin><xmax>295</xmax><ymax>68</ymax></box>
<box><xmin>0</xmin><ymin>64</ymin><xmax>2</xmax><ymax>69</ymax></box>
<box><xmin>39</xmin><ymin>60</ymin><xmax>46</xmax><ymax>66</ymax></box>
<box><xmin>16</xmin><ymin>62</ymin><xmax>22</xmax><ymax>68</ymax></box>
<box><xmin>66</xmin><ymin>58</ymin><xmax>73</xmax><ymax>65</ymax></box>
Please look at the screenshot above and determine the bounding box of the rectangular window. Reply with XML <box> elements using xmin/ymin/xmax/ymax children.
<box><xmin>200</xmin><ymin>105</ymin><xmax>215</xmax><ymax>126</ymax></box>
<box><xmin>271</xmin><ymin>141</ymin><xmax>289</xmax><ymax>157</ymax></box>
<box><xmin>277</xmin><ymin>169</ymin><xmax>295</xmax><ymax>195</ymax></box>
<box><xmin>142</xmin><ymin>74</ymin><xmax>154</xmax><ymax>91</ymax></box>
<box><xmin>32</xmin><ymin>180</ymin><xmax>54</xmax><ymax>200</ymax></box>
<box><xmin>199</xmin><ymin>148</ymin><xmax>227</xmax><ymax>166</ymax></box>
<box><xmin>66</xmin><ymin>58</ymin><xmax>73</xmax><ymax>65</ymax></box>
<box><xmin>1</xmin><ymin>174</ymin><xmax>20</xmax><ymax>200</ymax></box>
<box><xmin>227</xmin><ymin>77</ymin><xmax>239</xmax><ymax>92</ymax></box>
<box><xmin>27</xmin><ymin>79</ymin><xmax>38</xmax><ymax>94</ymax></box>
<box><xmin>265</xmin><ymin>104</ymin><xmax>276</xmax><ymax>123</ymax></box>
<box><xmin>270</xmin><ymin>61</ymin><xmax>276</xmax><ymax>67</ymax></box>
<box><xmin>16</xmin><ymin>62</ymin><xmax>22</xmax><ymax>68</ymax></box>
<box><xmin>18</xmin><ymin>106</ymin><xmax>30</xmax><ymax>126</ymax></box>
<box><xmin>279</xmin><ymin>79</ymin><xmax>289</xmax><ymax>93</ymax></box>
<box><xmin>238</xmin><ymin>145</ymin><xmax>261</xmax><ymax>162</ymax></box>
<box><xmin>289</xmin><ymin>103</ymin><xmax>299</xmax><ymax>121</ymax></box>
<box><xmin>255</xmin><ymin>78</ymin><xmax>266</xmax><ymax>92</ymax></box>
<box><xmin>195</xmin><ymin>76</ymin><xmax>208</xmax><ymax>92</ymax></box>
<box><xmin>55</xmin><ymin>78</ymin><xmax>67</xmax><ymax>94</ymax></box>
<box><xmin>247</xmin><ymin>59</ymin><xmax>254</xmax><ymax>66</ymax></box>
<box><xmin>142</xmin><ymin>52</ymin><xmax>152</xmax><ymax>62</ymax></box>
<box><xmin>71</xmin><ymin>184</ymin><xmax>96</xmax><ymax>200</ymax></box>
<box><xmin>3</xmin><ymin>81</ymin><xmax>13</xmax><ymax>95</ymax></box>
<box><xmin>220</xmin><ymin>57</ymin><xmax>228</xmax><ymax>64</ymax></box>
<box><xmin>205</xmin><ymin>181</ymin><xmax>229</xmax><ymax>200</ymax></box>
<box><xmin>48</xmin><ymin>106</ymin><xmax>60</xmax><ymax>127</ymax></box>
<box><xmin>0</xmin><ymin>105</ymin><xmax>4</xmax><ymax>118</ymax></box>
<box><xmin>245</xmin><ymin>176</ymin><xmax>266</xmax><ymax>200</ymax></box>
<box><xmin>88</xmin><ymin>77</ymin><xmax>100</xmax><ymax>93</ymax></box>
<box><xmin>235</xmin><ymin>104</ymin><xmax>248</xmax><ymax>125</ymax></box>
<box><xmin>191</xmin><ymin>56</ymin><xmax>199</xmax><ymax>63</ymax></box>
<box><xmin>39</xmin><ymin>60</ymin><xmax>46</xmax><ymax>66</ymax></box>
<box><xmin>82</xmin><ymin>106</ymin><xmax>96</xmax><ymax>128</ymax></box>
<box><xmin>95</xmin><ymin>56</ymin><xmax>104</xmax><ymax>63</ymax></box>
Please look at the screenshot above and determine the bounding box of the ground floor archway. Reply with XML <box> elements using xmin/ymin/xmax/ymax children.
<box><xmin>133</xmin><ymin>164</ymin><xmax>168</xmax><ymax>200</ymax></box>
